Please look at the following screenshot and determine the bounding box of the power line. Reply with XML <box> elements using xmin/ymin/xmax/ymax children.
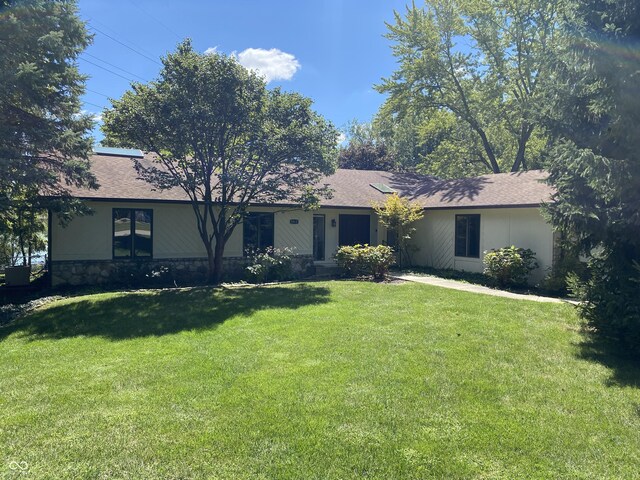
<box><xmin>127</xmin><ymin>0</ymin><xmax>182</xmax><ymax>41</ymax></box>
<box><xmin>88</xmin><ymin>23</ymin><xmax>162</xmax><ymax>66</ymax></box>
<box><xmin>85</xmin><ymin>88</ymin><xmax>111</xmax><ymax>99</ymax></box>
<box><xmin>82</xmin><ymin>52</ymin><xmax>148</xmax><ymax>82</ymax></box>
<box><xmin>79</xmin><ymin>56</ymin><xmax>136</xmax><ymax>82</ymax></box>
<box><xmin>82</xmin><ymin>100</ymin><xmax>104</xmax><ymax>110</ymax></box>
<box><xmin>88</xmin><ymin>17</ymin><xmax>160</xmax><ymax>62</ymax></box>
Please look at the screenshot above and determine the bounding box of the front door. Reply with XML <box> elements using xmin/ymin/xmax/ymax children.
<box><xmin>339</xmin><ymin>214</ymin><xmax>371</xmax><ymax>246</ymax></box>
<box><xmin>313</xmin><ymin>215</ymin><xmax>326</xmax><ymax>261</ymax></box>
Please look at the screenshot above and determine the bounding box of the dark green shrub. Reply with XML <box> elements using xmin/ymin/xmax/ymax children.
<box><xmin>245</xmin><ymin>247</ymin><xmax>293</xmax><ymax>284</ymax></box>
<box><xmin>335</xmin><ymin>244</ymin><xmax>395</xmax><ymax>280</ymax></box>
<box><xmin>483</xmin><ymin>246</ymin><xmax>538</xmax><ymax>287</ymax></box>
<box><xmin>569</xmin><ymin>255</ymin><xmax>640</xmax><ymax>353</ymax></box>
<box><xmin>542</xmin><ymin>250</ymin><xmax>589</xmax><ymax>294</ymax></box>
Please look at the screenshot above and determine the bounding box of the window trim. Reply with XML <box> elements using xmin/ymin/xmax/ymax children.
<box><xmin>454</xmin><ymin>214</ymin><xmax>481</xmax><ymax>258</ymax></box>
<box><xmin>112</xmin><ymin>208</ymin><xmax>153</xmax><ymax>260</ymax></box>
<box><xmin>242</xmin><ymin>211</ymin><xmax>275</xmax><ymax>255</ymax></box>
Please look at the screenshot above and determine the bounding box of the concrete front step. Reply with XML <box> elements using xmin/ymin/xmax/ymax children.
<box><xmin>312</xmin><ymin>264</ymin><xmax>341</xmax><ymax>278</ymax></box>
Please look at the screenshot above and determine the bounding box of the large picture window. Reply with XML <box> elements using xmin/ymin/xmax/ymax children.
<box><xmin>455</xmin><ymin>214</ymin><xmax>480</xmax><ymax>258</ymax></box>
<box><xmin>243</xmin><ymin>212</ymin><xmax>274</xmax><ymax>253</ymax></box>
<box><xmin>113</xmin><ymin>209</ymin><xmax>153</xmax><ymax>259</ymax></box>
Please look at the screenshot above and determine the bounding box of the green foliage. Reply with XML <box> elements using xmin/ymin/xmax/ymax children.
<box><xmin>376</xmin><ymin>0</ymin><xmax>561</xmax><ymax>176</ymax></box>
<box><xmin>0</xmin><ymin>0</ymin><xmax>97</xmax><ymax>227</ymax></box>
<box><xmin>483</xmin><ymin>246</ymin><xmax>538</xmax><ymax>287</ymax></box>
<box><xmin>373</xmin><ymin>193</ymin><xmax>424</xmax><ymax>267</ymax></box>
<box><xmin>338</xmin><ymin>120</ymin><xmax>398</xmax><ymax>171</ymax></box>
<box><xmin>103</xmin><ymin>40</ymin><xmax>338</xmax><ymax>283</ymax></box>
<box><xmin>338</xmin><ymin>141</ymin><xmax>397</xmax><ymax>171</ymax></box>
<box><xmin>541</xmin><ymin>248</ymin><xmax>588</xmax><ymax>294</ymax></box>
<box><xmin>244</xmin><ymin>247</ymin><xmax>294</xmax><ymax>284</ymax></box>
<box><xmin>335</xmin><ymin>244</ymin><xmax>395</xmax><ymax>280</ymax></box>
<box><xmin>567</xmin><ymin>256</ymin><xmax>640</xmax><ymax>349</ymax></box>
<box><xmin>544</xmin><ymin>0</ymin><xmax>640</xmax><ymax>352</ymax></box>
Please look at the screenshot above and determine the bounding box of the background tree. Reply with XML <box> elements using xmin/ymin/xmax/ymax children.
<box><xmin>377</xmin><ymin>0</ymin><xmax>561</xmax><ymax>177</ymax></box>
<box><xmin>0</xmin><ymin>0</ymin><xmax>97</xmax><ymax>254</ymax></box>
<box><xmin>373</xmin><ymin>193</ymin><xmax>424</xmax><ymax>267</ymax></box>
<box><xmin>544</xmin><ymin>0</ymin><xmax>640</xmax><ymax>351</ymax></box>
<box><xmin>337</xmin><ymin>120</ymin><xmax>397</xmax><ymax>171</ymax></box>
<box><xmin>103</xmin><ymin>41</ymin><xmax>338</xmax><ymax>283</ymax></box>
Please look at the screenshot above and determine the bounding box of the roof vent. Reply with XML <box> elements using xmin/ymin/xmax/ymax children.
<box><xmin>370</xmin><ymin>183</ymin><xmax>396</xmax><ymax>194</ymax></box>
<box><xmin>93</xmin><ymin>146</ymin><xmax>144</xmax><ymax>158</ymax></box>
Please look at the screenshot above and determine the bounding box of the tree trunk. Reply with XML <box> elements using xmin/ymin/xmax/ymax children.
<box><xmin>511</xmin><ymin>126</ymin><xmax>533</xmax><ymax>172</ymax></box>
<box><xmin>208</xmin><ymin>237</ymin><xmax>226</xmax><ymax>284</ymax></box>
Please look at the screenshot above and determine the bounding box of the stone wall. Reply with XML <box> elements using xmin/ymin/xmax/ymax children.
<box><xmin>51</xmin><ymin>255</ymin><xmax>315</xmax><ymax>287</ymax></box>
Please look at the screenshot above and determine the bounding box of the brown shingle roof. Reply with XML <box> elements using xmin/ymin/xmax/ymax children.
<box><xmin>69</xmin><ymin>152</ymin><xmax>553</xmax><ymax>209</ymax></box>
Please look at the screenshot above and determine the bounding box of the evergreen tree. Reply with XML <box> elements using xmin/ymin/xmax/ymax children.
<box><xmin>0</xmin><ymin>0</ymin><xmax>97</xmax><ymax>256</ymax></box>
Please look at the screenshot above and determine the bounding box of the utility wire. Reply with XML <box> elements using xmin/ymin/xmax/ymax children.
<box><xmin>88</xmin><ymin>17</ymin><xmax>160</xmax><ymax>61</ymax></box>
<box><xmin>79</xmin><ymin>57</ymin><xmax>136</xmax><ymax>82</ymax></box>
<box><xmin>82</xmin><ymin>52</ymin><xmax>148</xmax><ymax>82</ymax></box>
<box><xmin>82</xmin><ymin>100</ymin><xmax>104</xmax><ymax>110</ymax></box>
<box><xmin>127</xmin><ymin>0</ymin><xmax>182</xmax><ymax>41</ymax></box>
<box><xmin>88</xmin><ymin>23</ymin><xmax>162</xmax><ymax>66</ymax></box>
<box><xmin>84</xmin><ymin>88</ymin><xmax>111</xmax><ymax>99</ymax></box>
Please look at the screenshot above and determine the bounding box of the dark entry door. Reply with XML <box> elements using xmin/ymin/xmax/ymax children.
<box><xmin>339</xmin><ymin>214</ymin><xmax>371</xmax><ymax>246</ymax></box>
<box><xmin>313</xmin><ymin>215</ymin><xmax>325</xmax><ymax>261</ymax></box>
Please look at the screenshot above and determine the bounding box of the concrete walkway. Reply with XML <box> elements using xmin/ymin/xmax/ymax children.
<box><xmin>393</xmin><ymin>274</ymin><xmax>576</xmax><ymax>304</ymax></box>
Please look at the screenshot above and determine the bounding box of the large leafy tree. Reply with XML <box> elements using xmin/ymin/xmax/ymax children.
<box><xmin>0</xmin><ymin>0</ymin><xmax>97</xmax><ymax>252</ymax></box>
<box><xmin>377</xmin><ymin>0</ymin><xmax>561</xmax><ymax>176</ymax></box>
<box><xmin>338</xmin><ymin>121</ymin><xmax>398</xmax><ymax>171</ymax></box>
<box><xmin>544</xmin><ymin>0</ymin><xmax>640</xmax><ymax>350</ymax></box>
<box><xmin>103</xmin><ymin>41</ymin><xmax>338</xmax><ymax>283</ymax></box>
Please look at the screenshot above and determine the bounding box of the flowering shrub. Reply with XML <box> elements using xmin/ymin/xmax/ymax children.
<box><xmin>245</xmin><ymin>247</ymin><xmax>294</xmax><ymax>284</ymax></box>
<box><xmin>335</xmin><ymin>244</ymin><xmax>395</xmax><ymax>280</ymax></box>
<box><xmin>483</xmin><ymin>246</ymin><xmax>538</xmax><ymax>286</ymax></box>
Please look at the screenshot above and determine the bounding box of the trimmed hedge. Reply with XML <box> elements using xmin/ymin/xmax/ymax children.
<box><xmin>335</xmin><ymin>244</ymin><xmax>395</xmax><ymax>280</ymax></box>
<box><xmin>483</xmin><ymin>246</ymin><xmax>538</xmax><ymax>287</ymax></box>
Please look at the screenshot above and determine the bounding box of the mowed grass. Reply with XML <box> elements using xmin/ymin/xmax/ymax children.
<box><xmin>1</xmin><ymin>281</ymin><xmax>640</xmax><ymax>479</ymax></box>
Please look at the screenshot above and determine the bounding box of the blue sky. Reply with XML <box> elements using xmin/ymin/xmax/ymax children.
<box><xmin>77</xmin><ymin>0</ymin><xmax>410</xmax><ymax>144</ymax></box>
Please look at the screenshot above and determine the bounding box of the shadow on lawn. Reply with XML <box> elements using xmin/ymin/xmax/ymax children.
<box><xmin>0</xmin><ymin>284</ymin><xmax>331</xmax><ymax>342</ymax></box>
<box><xmin>576</xmin><ymin>334</ymin><xmax>640</xmax><ymax>389</ymax></box>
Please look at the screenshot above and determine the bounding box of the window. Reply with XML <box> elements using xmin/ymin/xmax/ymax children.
<box><xmin>243</xmin><ymin>212</ymin><xmax>274</xmax><ymax>253</ymax></box>
<box><xmin>113</xmin><ymin>209</ymin><xmax>153</xmax><ymax>259</ymax></box>
<box><xmin>455</xmin><ymin>214</ymin><xmax>480</xmax><ymax>258</ymax></box>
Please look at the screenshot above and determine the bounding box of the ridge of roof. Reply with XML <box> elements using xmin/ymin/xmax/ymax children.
<box><xmin>66</xmin><ymin>152</ymin><xmax>553</xmax><ymax>209</ymax></box>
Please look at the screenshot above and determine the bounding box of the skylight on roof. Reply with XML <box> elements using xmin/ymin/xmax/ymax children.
<box><xmin>370</xmin><ymin>183</ymin><xmax>396</xmax><ymax>194</ymax></box>
<box><xmin>93</xmin><ymin>146</ymin><xmax>144</xmax><ymax>158</ymax></box>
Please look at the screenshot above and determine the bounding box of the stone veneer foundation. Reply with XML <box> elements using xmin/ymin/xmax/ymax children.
<box><xmin>51</xmin><ymin>255</ymin><xmax>315</xmax><ymax>287</ymax></box>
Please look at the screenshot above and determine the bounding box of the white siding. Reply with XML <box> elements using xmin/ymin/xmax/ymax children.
<box><xmin>412</xmin><ymin>207</ymin><xmax>554</xmax><ymax>283</ymax></box>
<box><xmin>51</xmin><ymin>201</ymin><xmax>315</xmax><ymax>261</ymax></box>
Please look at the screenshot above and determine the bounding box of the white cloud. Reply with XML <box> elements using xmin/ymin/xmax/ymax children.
<box><xmin>77</xmin><ymin>110</ymin><xmax>103</xmax><ymax>123</ymax></box>
<box><xmin>204</xmin><ymin>46</ymin><xmax>218</xmax><ymax>55</ymax></box>
<box><xmin>235</xmin><ymin>48</ymin><xmax>300</xmax><ymax>83</ymax></box>
<box><xmin>337</xmin><ymin>132</ymin><xmax>347</xmax><ymax>145</ymax></box>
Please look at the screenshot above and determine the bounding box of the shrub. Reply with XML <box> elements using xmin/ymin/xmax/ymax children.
<box><xmin>569</xmin><ymin>255</ymin><xmax>640</xmax><ymax>353</ymax></box>
<box><xmin>541</xmin><ymin>250</ymin><xmax>589</xmax><ymax>294</ymax></box>
<box><xmin>245</xmin><ymin>247</ymin><xmax>293</xmax><ymax>284</ymax></box>
<box><xmin>483</xmin><ymin>246</ymin><xmax>538</xmax><ymax>287</ymax></box>
<box><xmin>335</xmin><ymin>244</ymin><xmax>395</xmax><ymax>280</ymax></box>
<box><xmin>372</xmin><ymin>193</ymin><xmax>423</xmax><ymax>268</ymax></box>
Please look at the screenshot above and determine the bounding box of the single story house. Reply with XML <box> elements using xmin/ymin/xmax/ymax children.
<box><xmin>49</xmin><ymin>147</ymin><xmax>556</xmax><ymax>286</ymax></box>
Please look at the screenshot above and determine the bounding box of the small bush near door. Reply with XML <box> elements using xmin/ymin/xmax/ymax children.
<box><xmin>483</xmin><ymin>246</ymin><xmax>538</xmax><ymax>287</ymax></box>
<box><xmin>335</xmin><ymin>244</ymin><xmax>395</xmax><ymax>280</ymax></box>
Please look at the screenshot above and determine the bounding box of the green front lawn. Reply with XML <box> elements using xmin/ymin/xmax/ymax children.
<box><xmin>1</xmin><ymin>281</ymin><xmax>639</xmax><ymax>479</ymax></box>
